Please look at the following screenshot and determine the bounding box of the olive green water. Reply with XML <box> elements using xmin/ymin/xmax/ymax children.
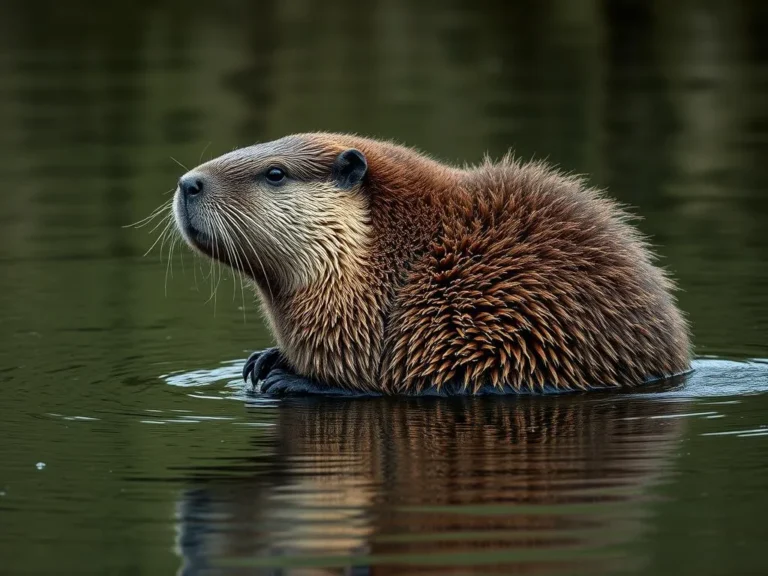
<box><xmin>2</xmin><ymin>1</ymin><xmax>768</xmax><ymax>575</ymax></box>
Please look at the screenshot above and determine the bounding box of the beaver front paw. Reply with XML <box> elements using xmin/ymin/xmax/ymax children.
<box><xmin>242</xmin><ymin>351</ymin><xmax>332</xmax><ymax>396</ymax></box>
<box><xmin>244</xmin><ymin>351</ymin><xmax>383</xmax><ymax>397</ymax></box>
<box><xmin>242</xmin><ymin>347</ymin><xmax>285</xmax><ymax>390</ymax></box>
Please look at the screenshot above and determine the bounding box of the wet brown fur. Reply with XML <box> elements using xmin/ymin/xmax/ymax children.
<box><xmin>179</xmin><ymin>133</ymin><xmax>691</xmax><ymax>394</ymax></box>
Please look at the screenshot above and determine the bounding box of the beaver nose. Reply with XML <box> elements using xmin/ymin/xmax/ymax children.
<box><xmin>179</xmin><ymin>173</ymin><xmax>204</xmax><ymax>198</ymax></box>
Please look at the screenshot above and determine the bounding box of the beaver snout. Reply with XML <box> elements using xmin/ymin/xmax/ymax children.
<box><xmin>178</xmin><ymin>173</ymin><xmax>205</xmax><ymax>199</ymax></box>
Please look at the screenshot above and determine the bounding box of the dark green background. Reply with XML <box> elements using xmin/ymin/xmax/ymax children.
<box><xmin>1</xmin><ymin>1</ymin><xmax>767</xmax><ymax>574</ymax></box>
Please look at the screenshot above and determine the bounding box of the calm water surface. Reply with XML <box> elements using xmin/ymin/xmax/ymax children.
<box><xmin>1</xmin><ymin>1</ymin><xmax>768</xmax><ymax>574</ymax></box>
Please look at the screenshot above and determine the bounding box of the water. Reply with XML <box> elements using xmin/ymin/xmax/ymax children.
<box><xmin>1</xmin><ymin>1</ymin><xmax>768</xmax><ymax>574</ymax></box>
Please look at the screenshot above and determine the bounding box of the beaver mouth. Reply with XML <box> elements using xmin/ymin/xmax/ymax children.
<box><xmin>173</xmin><ymin>193</ymin><xmax>258</xmax><ymax>279</ymax></box>
<box><xmin>177</xmin><ymin>211</ymin><xmax>242</xmax><ymax>271</ymax></box>
<box><xmin>184</xmin><ymin>223</ymin><xmax>213</xmax><ymax>252</ymax></box>
<box><xmin>173</xmin><ymin>194</ymin><xmax>216</xmax><ymax>255</ymax></box>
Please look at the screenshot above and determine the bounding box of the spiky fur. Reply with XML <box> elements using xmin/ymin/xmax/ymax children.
<box><xmin>179</xmin><ymin>133</ymin><xmax>691</xmax><ymax>394</ymax></box>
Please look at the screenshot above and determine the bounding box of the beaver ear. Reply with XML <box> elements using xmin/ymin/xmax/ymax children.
<box><xmin>332</xmin><ymin>149</ymin><xmax>367</xmax><ymax>189</ymax></box>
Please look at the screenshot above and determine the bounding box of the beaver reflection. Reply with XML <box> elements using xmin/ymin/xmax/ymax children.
<box><xmin>175</xmin><ymin>395</ymin><xmax>688</xmax><ymax>575</ymax></box>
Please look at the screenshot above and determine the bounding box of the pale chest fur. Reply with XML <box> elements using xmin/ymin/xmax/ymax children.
<box><xmin>265</xmin><ymin>268</ymin><xmax>388</xmax><ymax>391</ymax></box>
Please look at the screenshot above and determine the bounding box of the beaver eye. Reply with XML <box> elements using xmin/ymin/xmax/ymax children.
<box><xmin>265</xmin><ymin>167</ymin><xmax>286</xmax><ymax>186</ymax></box>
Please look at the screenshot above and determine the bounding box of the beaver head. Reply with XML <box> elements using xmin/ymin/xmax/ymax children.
<box><xmin>173</xmin><ymin>134</ymin><xmax>373</xmax><ymax>295</ymax></box>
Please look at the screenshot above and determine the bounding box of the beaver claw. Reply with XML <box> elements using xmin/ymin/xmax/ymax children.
<box><xmin>242</xmin><ymin>347</ymin><xmax>284</xmax><ymax>389</ymax></box>
<box><xmin>242</xmin><ymin>348</ymin><xmax>326</xmax><ymax>395</ymax></box>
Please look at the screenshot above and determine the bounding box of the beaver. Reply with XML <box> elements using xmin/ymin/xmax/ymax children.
<box><xmin>171</xmin><ymin>133</ymin><xmax>691</xmax><ymax>396</ymax></box>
